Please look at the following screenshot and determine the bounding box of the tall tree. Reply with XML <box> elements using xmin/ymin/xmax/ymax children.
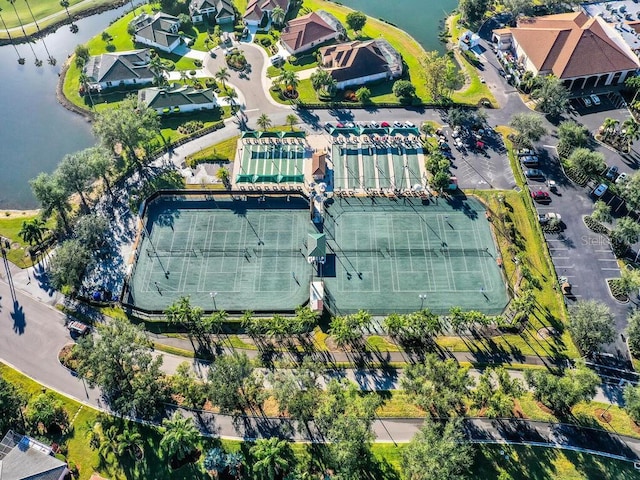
<box><xmin>160</xmin><ymin>412</ymin><xmax>200</xmax><ymax>462</ymax></box>
<box><xmin>56</xmin><ymin>150</ymin><xmax>96</xmax><ymax>210</ymax></box>
<box><xmin>276</xmin><ymin>69</ymin><xmax>299</xmax><ymax>92</ymax></box>
<box><xmin>270</xmin><ymin>6</ymin><xmax>286</xmax><ymax>27</ymax></box>
<box><xmin>250</xmin><ymin>438</ymin><xmax>294</xmax><ymax>480</ymax></box>
<box><xmin>420</xmin><ymin>51</ymin><xmax>460</xmax><ymax>101</ymax></box>
<box><xmin>624</xmin><ymin>383</ymin><xmax>640</xmax><ymax>424</ymax></box>
<box><xmin>204</xmin><ymin>447</ymin><xmax>228</xmax><ymax>477</ymax></box>
<box><xmin>612</xmin><ymin>217</ymin><xmax>640</xmax><ymax>247</ymax></box>
<box><xmin>459</xmin><ymin>0</ymin><xmax>490</xmax><ymax>24</ymax></box>
<box><xmin>345</xmin><ymin>11</ymin><xmax>367</xmax><ymax>34</ymax></box>
<box><xmin>472</xmin><ymin>367</ymin><xmax>523</xmax><ymax>418</ymax></box>
<box><xmin>257</xmin><ymin>113</ymin><xmax>272</xmax><ymax>131</ymax></box>
<box><xmin>26</xmin><ymin>392</ymin><xmax>68</xmax><ymax>433</ymax></box>
<box><xmin>509</xmin><ymin>112</ymin><xmax>547</xmax><ymax>149</ymax></box>
<box><xmin>626</xmin><ymin>310</ymin><xmax>640</xmax><ymax>357</ymax></box>
<box><xmin>401</xmin><ymin>418</ymin><xmax>474</xmax><ymax>480</ymax></box>
<box><xmin>73</xmin><ymin>213</ymin><xmax>109</xmax><ymax>251</ymax></box>
<box><xmin>74</xmin><ymin>318</ymin><xmax>169</xmax><ymax>418</ymax></box>
<box><xmin>23</xmin><ymin>0</ymin><xmax>55</xmax><ymax>64</ymax></box>
<box><xmin>315</xmin><ymin>379</ymin><xmax>381</xmax><ymax>478</ymax></box>
<box><xmin>0</xmin><ymin>6</ymin><xmax>24</xmax><ymax>63</ymax></box>
<box><xmin>149</xmin><ymin>55</ymin><xmax>168</xmax><ymax>86</ymax></box>
<box><xmin>285</xmin><ymin>113</ymin><xmax>298</xmax><ymax>130</ymax></box>
<box><xmin>86</xmin><ymin>146</ymin><xmax>115</xmax><ymax>195</ymax></box>
<box><xmin>30</xmin><ymin>172</ymin><xmax>71</xmax><ymax>230</ymax></box>
<box><xmin>567</xmin><ymin>148</ymin><xmax>605</xmax><ymax>177</ymax></box>
<box><xmin>48</xmin><ymin>239</ymin><xmax>92</xmax><ymax>292</ymax></box>
<box><xmin>215</xmin><ymin>66</ymin><xmax>230</xmax><ymax>90</ymax></box>
<box><xmin>591</xmin><ymin>200</ymin><xmax>612</xmax><ymax>224</ymax></box>
<box><xmin>620</xmin><ymin>172</ymin><xmax>640</xmax><ymax>211</ymax></box>
<box><xmin>207</xmin><ymin>352</ymin><xmax>263</xmax><ymax>413</ymax></box>
<box><xmin>93</xmin><ymin>95</ymin><xmax>160</xmax><ymax>170</ymax></box>
<box><xmin>116</xmin><ymin>427</ymin><xmax>144</xmax><ymax>459</ymax></box>
<box><xmin>524</xmin><ymin>361</ymin><xmax>599</xmax><ymax>415</ymax></box>
<box><xmin>18</xmin><ymin>217</ymin><xmax>47</xmax><ymax>246</ymax></box>
<box><xmin>567</xmin><ymin>300</ymin><xmax>615</xmax><ymax>356</ymax></box>
<box><xmin>7</xmin><ymin>0</ymin><xmax>38</xmax><ymax>64</ymax></box>
<box><xmin>401</xmin><ymin>354</ymin><xmax>473</xmax><ymax>416</ymax></box>
<box><xmin>531</xmin><ymin>75</ymin><xmax>569</xmax><ymax>118</ymax></box>
<box><xmin>557</xmin><ymin>120</ymin><xmax>589</xmax><ymax>158</ymax></box>
<box><xmin>0</xmin><ymin>375</ymin><xmax>26</xmax><ymax>434</ymax></box>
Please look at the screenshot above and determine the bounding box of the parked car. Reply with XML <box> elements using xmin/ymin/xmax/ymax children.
<box><xmin>520</xmin><ymin>155</ymin><xmax>539</xmax><ymax>167</ymax></box>
<box><xmin>380</xmin><ymin>121</ymin><xmax>391</xmax><ymax>127</ymax></box>
<box><xmin>439</xmin><ymin>142</ymin><xmax>451</xmax><ymax>151</ymax></box>
<box><xmin>583</xmin><ymin>97</ymin><xmax>592</xmax><ymax>108</ymax></box>
<box><xmin>345</xmin><ymin>122</ymin><xmax>355</xmax><ymax>128</ymax></box>
<box><xmin>590</xmin><ymin>94</ymin><xmax>601</xmax><ymax>106</ymax></box>
<box><xmin>525</xmin><ymin>169</ymin><xmax>545</xmax><ymax>179</ymax></box>
<box><xmin>393</xmin><ymin>121</ymin><xmax>403</xmax><ymax>128</ymax></box>
<box><xmin>616</xmin><ymin>172</ymin><xmax>629</xmax><ymax>184</ymax></box>
<box><xmin>517</xmin><ymin>148</ymin><xmax>535</xmax><ymax>156</ymax></box>
<box><xmin>404</xmin><ymin>121</ymin><xmax>415</xmax><ymax>128</ymax></box>
<box><xmin>324</xmin><ymin>122</ymin><xmax>333</xmax><ymax>132</ymax></box>
<box><xmin>269</xmin><ymin>54</ymin><xmax>284</xmax><ymax>66</ymax></box>
<box><xmin>538</xmin><ymin>212</ymin><xmax>561</xmax><ymax>224</ymax></box>
<box><xmin>67</xmin><ymin>320</ymin><xmax>89</xmax><ymax>338</ymax></box>
<box><xmin>593</xmin><ymin>183</ymin><xmax>608</xmax><ymax>197</ymax></box>
<box><xmin>605</xmin><ymin>165</ymin><xmax>619</xmax><ymax>180</ymax></box>
<box><xmin>370</xmin><ymin>121</ymin><xmax>380</xmax><ymax>128</ymax></box>
<box><xmin>241</xmin><ymin>27</ymin><xmax>249</xmax><ymax>39</ymax></box>
<box><xmin>531</xmin><ymin>190</ymin><xmax>551</xmax><ymax>201</ymax></box>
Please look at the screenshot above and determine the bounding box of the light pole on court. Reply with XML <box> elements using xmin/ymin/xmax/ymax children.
<box><xmin>209</xmin><ymin>291</ymin><xmax>218</xmax><ymax>310</ymax></box>
<box><xmin>419</xmin><ymin>294</ymin><xmax>427</xmax><ymax>310</ymax></box>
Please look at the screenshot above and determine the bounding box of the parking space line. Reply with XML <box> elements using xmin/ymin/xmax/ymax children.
<box><xmin>601</xmin><ymin>268</ymin><xmax>620</xmax><ymax>271</ymax></box>
<box><xmin>597</xmin><ymin>258</ymin><xmax>618</xmax><ymax>262</ymax></box>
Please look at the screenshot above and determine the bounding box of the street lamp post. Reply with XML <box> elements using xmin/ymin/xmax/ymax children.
<box><xmin>209</xmin><ymin>291</ymin><xmax>218</xmax><ymax>310</ymax></box>
<box><xmin>419</xmin><ymin>294</ymin><xmax>427</xmax><ymax>310</ymax></box>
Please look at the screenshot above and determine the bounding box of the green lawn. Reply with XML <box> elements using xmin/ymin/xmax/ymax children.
<box><xmin>0</xmin><ymin>213</ymin><xmax>55</xmax><ymax>268</ymax></box>
<box><xmin>0</xmin><ymin>0</ymin><xmax>126</xmax><ymax>38</ymax></box>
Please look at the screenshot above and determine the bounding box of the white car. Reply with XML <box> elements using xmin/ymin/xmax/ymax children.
<box><xmin>590</xmin><ymin>94</ymin><xmax>601</xmax><ymax>106</ymax></box>
<box><xmin>393</xmin><ymin>121</ymin><xmax>403</xmax><ymax>128</ymax></box>
<box><xmin>404</xmin><ymin>121</ymin><xmax>416</xmax><ymax>128</ymax></box>
<box><xmin>369</xmin><ymin>121</ymin><xmax>380</xmax><ymax>128</ymax></box>
<box><xmin>615</xmin><ymin>172</ymin><xmax>629</xmax><ymax>184</ymax></box>
<box><xmin>583</xmin><ymin>97</ymin><xmax>592</xmax><ymax>108</ymax></box>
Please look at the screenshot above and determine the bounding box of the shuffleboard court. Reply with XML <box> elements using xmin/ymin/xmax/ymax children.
<box><xmin>321</xmin><ymin>196</ymin><xmax>508</xmax><ymax>315</ymax></box>
<box><xmin>126</xmin><ymin>195</ymin><xmax>314</xmax><ymax>313</ymax></box>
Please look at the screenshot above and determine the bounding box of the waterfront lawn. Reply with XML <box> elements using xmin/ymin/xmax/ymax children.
<box><xmin>0</xmin><ymin>0</ymin><xmax>125</xmax><ymax>35</ymax></box>
<box><xmin>0</xmin><ymin>213</ymin><xmax>54</xmax><ymax>268</ymax></box>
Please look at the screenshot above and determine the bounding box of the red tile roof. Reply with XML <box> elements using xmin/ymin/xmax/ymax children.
<box><xmin>281</xmin><ymin>12</ymin><xmax>337</xmax><ymax>52</ymax></box>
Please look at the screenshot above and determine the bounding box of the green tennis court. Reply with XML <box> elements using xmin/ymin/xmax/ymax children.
<box><xmin>236</xmin><ymin>143</ymin><xmax>306</xmax><ymax>185</ymax></box>
<box><xmin>125</xmin><ymin>195</ymin><xmax>314</xmax><ymax>313</ymax></box>
<box><xmin>321</xmin><ymin>196</ymin><xmax>509</xmax><ymax>315</ymax></box>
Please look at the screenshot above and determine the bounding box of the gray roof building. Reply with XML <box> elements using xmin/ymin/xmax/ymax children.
<box><xmin>131</xmin><ymin>12</ymin><xmax>181</xmax><ymax>51</ymax></box>
<box><xmin>0</xmin><ymin>431</ymin><xmax>68</xmax><ymax>480</ymax></box>
<box><xmin>189</xmin><ymin>0</ymin><xmax>235</xmax><ymax>23</ymax></box>
<box><xmin>83</xmin><ymin>49</ymin><xmax>153</xmax><ymax>88</ymax></box>
<box><xmin>138</xmin><ymin>84</ymin><xmax>217</xmax><ymax>111</ymax></box>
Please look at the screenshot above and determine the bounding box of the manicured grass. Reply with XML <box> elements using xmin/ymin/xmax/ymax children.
<box><xmin>186</xmin><ymin>134</ymin><xmax>240</xmax><ymax>164</ymax></box>
<box><xmin>0</xmin><ymin>213</ymin><xmax>55</xmax><ymax>268</ymax></box>
<box><xmin>366</xmin><ymin>335</ymin><xmax>400</xmax><ymax>352</ymax></box>
<box><xmin>473</xmin><ymin>443</ymin><xmax>639</xmax><ymax>479</ymax></box>
<box><xmin>0</xmin><ymin>0</ymin><xmax>123</xmax><ymax>38</ymax></box>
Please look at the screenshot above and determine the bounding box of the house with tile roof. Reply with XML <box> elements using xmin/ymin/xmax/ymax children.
<box><xmin>318</xmin><ymin>39</ymin><xmax>403</xmax><ymax>90</ymax></box>
<box><xmin>280</xmin><ymin>11</ymin><xmax>345</xmax><ymax>55</ymax></box>
<box><xmin>243</xmin><ymin>0</ymin><xmax>290</xmax><ymax>27</ymax></box>
<box><xmin>83</xmin><ymin>49</ymin><xmax>154</xmax><ymax>92</ymax></box>
<box><xmin>0</xmin><ymin>430</ymin><xmax>69</xmax><ymax>480</ymax></box>
<box><xmin>138</xmin><ymin>84</ymin><xmax>218</xmax><ymax>114</ymax></box>
<box><xmin>131</xmin><ymin>12</ymin><xmax>182</xmax><ymax>53</ymax></box>
<box><xmin>492</xmin><ymin>11</ymin><xmax>640</xmax><ymax>90</ymax></box>
<box><xmin>189</xmin><ymin>0</ymin><xmax>235</xmax><ymax>25</ymax></box>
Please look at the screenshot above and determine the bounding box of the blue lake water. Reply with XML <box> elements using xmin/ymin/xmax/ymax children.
<box><xmin>0</xmin><ymin>0</ymin><xmax>456</xmax><ymax>208</ymax></box>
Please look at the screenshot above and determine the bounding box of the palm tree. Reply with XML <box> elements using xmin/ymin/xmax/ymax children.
<box><xmin>600</xmin><ymin>117</ymin><xmax>619</xmax><ymax>140</ymax></box>
<box><xmin>286</xmin><ymin>113</ymin><xmax>298</xmax><ymax>130</ymax></box>
<box><xmin>7</xmin><ymin>0</ymin><xmax>38</xmax><ymax>64</ymax></box>
<box><xmin>250</xmin><ymin>437</ymin><xmax>293</xmax><ymax>480</ymax></box>
<box><xmin>0</xmin><ymin>7</ymin><xmax>24</xmax><ymax>63</ymax></box>
<box><xmin>18</xmin><ymin>218</ymin><xmax>47</xmax><ymax>246</ymax></box>
<box><xmin>223</xmin><ymin>88</ymin><xmax>238</xmax><ymax>112</ymax></box>
<box><xmin>277</xmin><ymin>69</ymin><xmax>299</xmax><ymax>93</ymax></box>
<box><xmin>215</xmin><ymin>66</ymin><xmax>231</xmax><ymax>90</ymax></box>
<box><xmin>159</xmin><ymin>412</ymin><xmax>200</xmax><ymax>462</ymax></box>
<box><xmin>256</xmin><ymin>113</ymin><xmax>272</xmax><ymax>131</ymax></box>
<box><xmin>270</xmin><ymin>6</ymin><xmax>286</xmax><ymax>27</ymax></box>
<box><xmin>310</xmin><ymin>68</ymin><xmax>336</xmax><ymax>97</ymax></box>
<box><xmin>215</xmin><ymin>166</ymin><xmax>230</xmax><ymax>188</ymax></box>
<box><xmin>225</xmin><ymin>451</ymin><xmax>244</xmax><ymax>479</ymax></box>
<box><xmin>78</xmin><ymin>72</ymin><xmax>95</xmax><ymax>109</ymax></box>
<box><xmin>23</xmin><ymin>0</ymin><xmax>55</xmax><ymax>65</ymax></box>
<box><xmin>149</xmin><ymin>55</ymin><xmax>168</xmax><ymax>86</ymax></box>
<box><xmin>97</xmin><ymin>425</ymin><xmax>119</xmax><ymax>462</ymax></box>
<box><xmin>116</xmin><ymin>427</ymin><xmax>144</xmax><ymax>459</ymax></box>
<box><xmin>622</xmin><ymin>118</ymin><xmax>640</xmax><ymax>150</ymax></box>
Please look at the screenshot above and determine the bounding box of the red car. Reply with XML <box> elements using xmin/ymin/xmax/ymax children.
<box><xmin>531</xmin><ymin>190</ymin><xmax>550</xmax><ymax>202</ymax></box>
<box><xmin>380</xmin><ymin>121</ymin><xmax>391</xmax><ymax>127</ymax></box>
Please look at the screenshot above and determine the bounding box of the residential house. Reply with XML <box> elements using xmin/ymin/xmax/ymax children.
<box><xmin>492</xmin><ymin>11</ymin><xmax>640</xmax><ymax>90</ymax></box>
<box><xmin>82</xmin><ymin>49</ymin><xmax>154</xmax><ymax>92</ymax></box>
<box><xmin>280</xmin><ymin>11</ymin><xmax>345</xmax><ymax>55</ymax></box>
<box><xmin>189</xmin><ymin>0</ymin><xmax>235</xmax><ymax>24</ymax></box>
<box><xmin>138</xmin><ymin>84</ymin><xmax>218</xmax><ymax>114</ymax></box>
<box><xmin>459</xmin><ymin>30</ymin><xmax>480</xmax><ymax>51</ymax></box>
<box><xmin>318</xmin><ymin>39</ymin><xmax>403</xmax><ymax>90</ymax></box>
<box><xmin>131</xmin><ymin>12</ymin><xmax>182</xmax><ymax>53</ymax></box>
<box><xmin>243</xmin><ymin>0</ymin><xmax>290</xmax><ymax>27</ymax></box>
<box><xmin>0</xmin><ymin>430</ymin><xmax>69</xmax><ymax>480</ymax></box>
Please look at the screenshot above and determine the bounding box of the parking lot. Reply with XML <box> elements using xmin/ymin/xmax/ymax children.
<box><xmin>437</xmin><ymin>124</ymin><xmax>516</xmax><ymax>190</ymax></box>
